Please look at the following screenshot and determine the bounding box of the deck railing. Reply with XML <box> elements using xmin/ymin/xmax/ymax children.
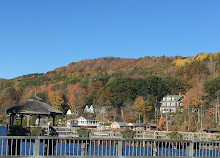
<box><xmin>40</xmin><ymin>126</ymin><xmax>220</xmax><ymax>141</ymax></box>
<box><xmin>90</xmin><ymin>129</ymin><xmax>220</xmax><ymax>141</ymax></box>
<box><xmin>0</xmin><ymin>136</ymin><xmax>219</xmax><ymax>157</ymax></box>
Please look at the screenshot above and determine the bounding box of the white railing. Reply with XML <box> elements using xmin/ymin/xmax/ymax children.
<box><xmin>78</xmin><ymin>122</ymin><xmax>100</xmax><ymax>126</ymax></box>
<box><xmin>0</xmin><ymin>136</ymin><xmax>219</xmax><ymax>157</ymax></box>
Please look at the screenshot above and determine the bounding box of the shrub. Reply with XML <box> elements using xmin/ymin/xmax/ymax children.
<box><xmin>216</xmin><ymin>135</ymin><xmax>220</xmax><ymax>140</ymax></box>
<box><xmin>120</xmin><ymin>128</ymin><xmax>135</xmax><ymax>138</ymax></box>
<box><xmin>167</xmin><ymin>131</ymin><xmax>183</xmax><ymax>140</ymax></box>
<box><xmin>8</xmin><ymin>125</ymin><xmax>28</xmax><ymax>136</ymax></box>
<box><xmin>30</xmin><ymin>127</ymin><xmax>45</xmax><ymax>136</ymax></box>
<box><xmin>77</xmin><ymin>128</ymin><xmax>90</xmax><ymax>137</ymax></box>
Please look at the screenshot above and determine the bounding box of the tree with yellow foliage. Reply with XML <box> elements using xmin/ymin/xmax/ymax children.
<box><xmin>48</xmin><ymin>91</ymin><xmax>65</xmax><ymax>111</ymax></box>
<box><xmin>132</xmin><ymin>96</ymin><xmax>153</xmax><ymax>123</ymax></box>
<box><xmin>132</xmin><ymin>96</ymin><xmax>145</xmax><ymax>123</ymax></box>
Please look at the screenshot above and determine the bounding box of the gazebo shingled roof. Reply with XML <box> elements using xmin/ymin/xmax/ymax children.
<box><xmin>6</xmin><ymin>96</ymin><xmax>62</xmax><ymax>127</ymax></box>
<box><xmin>6</xmin><ymin>96</ymin><xmax>62</xmax><ymax>115</ymax></box>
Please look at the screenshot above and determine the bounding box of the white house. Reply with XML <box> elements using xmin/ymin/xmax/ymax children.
<box><xmin>160</xmin><ymin>95</ymin><xmax>184</xmax><ymax>113</ymax></box>
<box><xmin>66</xmin><ymin>119</ymin><xmax>78</xmax><ymax>127</ymax></box>
<box><xmin>84</xmin><ymin>105</ymin><xmax>95</xmax><ymax>114</ymax></box>
<box><xmin>77</xmin><ymin>116</ymin><xmax>99</xmax><ymax>127</ymax></box>
<box><xmin>89</xmin><ymin>105</ymin><xmax>94</xmax><ymax>113</ymax></box>
<box><xmin>66</xmin><ymin>109</ymin><xmax>72</xmax><ymax>115</ymax></box>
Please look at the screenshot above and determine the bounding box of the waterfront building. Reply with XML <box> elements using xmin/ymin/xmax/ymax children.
<box><xmin>143</xmin><ymin>123</ymin><xmax>158</xmax><ymax>131</ymax></box>
<box><xmin>67</xmin><ymin>116</ymin><xmax>99</xmax><ymax>127</ymax></box>
<box><xmin>110</xmin><ymin>122</ymin><xmax>127</xmax><ymax>129</ymax></box>
<box><xmin>203</xmin><ymin>129</ymin><xmax>220</xmax><ymax>133</ymax></box>
<box><xmin>126</xmin><ymin>123</ymin><xmax>143</xmax><ymax>130</ymax></box>
<box><xmin>66</xmin><ymin>119</ymin><xmax>78</xmax><ymax>127</ymax></box>
<box><xmin>77</xmin><ymin>116</ymin><xmax>99</xmax><ymax>127</ymax></box>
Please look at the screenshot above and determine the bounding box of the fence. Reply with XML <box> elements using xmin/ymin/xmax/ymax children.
<box><xmin>90</xmin><ymin>129</ymin><xmax>220</xmax><ymax>141</ymax></box>
<box><xmin>49</xmin><ymin>126</ymin><xmax>220</xmax><ymax>141</ymax></box>
<box><xmin>0</xmin><ymin>136</ymin><xmax>219</xmax><ymax>157</ymax></box>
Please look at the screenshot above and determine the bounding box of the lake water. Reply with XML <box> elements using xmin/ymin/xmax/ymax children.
<box><xmin>0</xmin><ymin>126</ymin><xmax>7</xmax><ymax>136</ymax></box>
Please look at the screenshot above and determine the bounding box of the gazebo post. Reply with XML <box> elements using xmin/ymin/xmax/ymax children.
<box><xmin>11</xmin><ymin>114</ymin><xmax>15</xmax><ymax>125</ymax></box>
<box><xmin>27</xmin><ymin>115</ymin><xmax>30</xmax><ymax>127</ymax></box>
<box><xmin>20</xmin><ymin>114</ymin><xmax>24</xmax><ymax>126</ymax></box>
<box><xmin>46</xmin><ymin>116</ymin><xmax>48</xmax><ymax>126</ymax></box>
<box><xmin>38</xmin><ymin>115</ymin><xmax>41</xmax><ymax>126</ymax></box>
<box><xmin>9</xmin><ymin>114</ymin><xmax>11</xmax><ymax>126</ymax></box>
<box><xmin>52</xmin><ymin>115</ymin><xmax>55</xmax><ymax>126</ymax></box>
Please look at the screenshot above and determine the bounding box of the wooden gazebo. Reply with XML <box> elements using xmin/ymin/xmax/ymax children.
<box><xmin>6</xmin><ymin>96</ymin><xmax>62</xmax><ymax>126</ymax></box>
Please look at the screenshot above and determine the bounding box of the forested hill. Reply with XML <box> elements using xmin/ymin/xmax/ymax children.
<box><xmin>0</xmin><ymin>52</ymin><xmax>220</xmax><ymax>130</ymax></box>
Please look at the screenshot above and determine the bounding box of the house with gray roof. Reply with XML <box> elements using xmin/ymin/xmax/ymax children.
<box><xmin>126</xmin><ymin>123</ymin><xmax>143</xmax><ymax>130</ymax></box>
<box><xmin>110</xmin><ymin>122</ymin><xmax>127</xmax><ymax>129</ymax></box>
<box><xmin>159</xmin><ymin>95</ymin><xmax>184</xmax><ymax>113</ymax></box>
<box><xmin>77</xmin><ymin>116</ymin><xmax>99</xmax><ymax>127</ymax></box>
<box><xmin>143</xmin><ymin>123</ymin><xmax>158</xmax><ymax>131</ymax></box>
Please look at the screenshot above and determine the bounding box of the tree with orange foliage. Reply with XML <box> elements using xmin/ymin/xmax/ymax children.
<box><xmin>183</xmin><ymin>82</ymin><xmax>208</xmax><ymax>110</ymax></box>
<box><xmin>123</xmin><ymin>113</ymin><xmax>136</xmax><ymax>123</ymax></box>
<box><xmin>182</xmin><ymin>82</ymin><xmax>208</xmax><ymax>131</ymax></box>
<box><xmin>67</xmin><ymin>83</ymin><xmax>87</xmax><ymax>114</ymax></box>
<box><xmin>157</xmin><ymin>117</ymin><xmax>166</xmax><ymax>131</ymax></box>
<box><xmin>88</xmin><ymin>80</ymin><xmax>103</xmax><ymax>92</ymax></box>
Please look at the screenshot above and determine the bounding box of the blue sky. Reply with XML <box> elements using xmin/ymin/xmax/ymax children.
<box><xmin>0</xmin><ymin>0</ymin><xmax>220</xmax><ymax>79</ymax></box>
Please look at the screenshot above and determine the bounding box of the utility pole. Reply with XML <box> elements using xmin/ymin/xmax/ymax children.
<box><xmin>200</xmin><ymin>104</ymin><xmax>203</xmax><ymax>131</ymax></box>
<box><xmin>216</xmin><ymin>102</ymin><xmax>218</xmax><ymax>124</ymax></box>
<box><xmin>155</xmin><ymin>97</ymin><xmax>157</xmax><ymax>123</ymax></box>
<box><xmin>217</xmin><ymin>94</ymin><xmax>220</xmax><ymax>125</ymax></box>
<box><xmin>188</xmin><ymin>102</ymin><xmax>190</xmax><ymax>132</ymax></box>
<box><xmin>139</xmin><ymin>114</ymin><xmax>141</xmax><ymax>123</ymax></box>
<box><xmin>166</xmin><ymin>108</ymin><xmax>168</xmax><ymax>131</ymax></box>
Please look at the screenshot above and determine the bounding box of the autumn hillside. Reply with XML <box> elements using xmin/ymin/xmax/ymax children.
<box><xmin>0</xmin><ymin>52</ymin><xmax>220</xmax><ymax>131</ymax></box>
